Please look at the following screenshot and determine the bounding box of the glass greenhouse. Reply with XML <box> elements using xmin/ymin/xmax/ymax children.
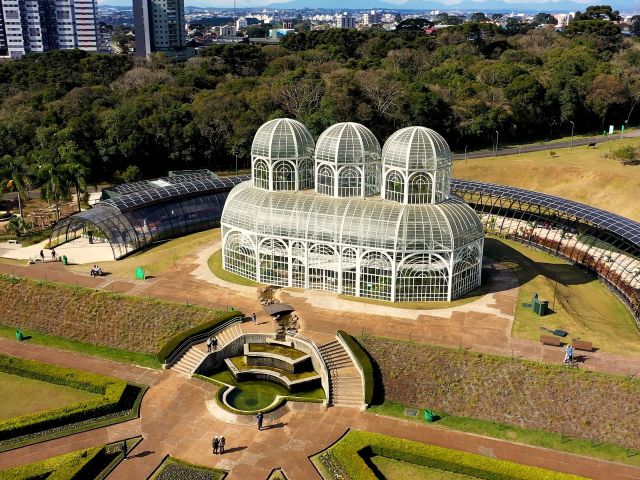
<box><xmin>50</xmin><ymin>171</ymin><xmax>246</xmax><ymax>259</ymax></box>
<box><xmin>222</xmin><ymin>121</ymin><xmax>484</xmax><ymax>302</ymax></box>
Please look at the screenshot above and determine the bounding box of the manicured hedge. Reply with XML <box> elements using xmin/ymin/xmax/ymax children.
<box><xmin>0</xmin><ymin>446</ymin><xmax>103</xmax><ymax>480</ymax></box>
<box><xmin>150</xmin><ymin>456</ymin><xmax>226</xmax><ymax>480</ymax></box>
<box><xmin>336</xmin><ymin>331</ymin><xmax>374</xmax><ymax>405</ymax></box>
<box><xmin>157</xmin><ymin>310</ymin><xmax>243</xmax><ymax>364</ymax></box>
<box><xmin>322</xmin><ymin>430</ymin><xmax>586</xmax><ymax>480</ymax></box>
<box><xmin>0</xmin><ymin>354</ymin><xmax>128</xmax><ymax>442</ymax></box>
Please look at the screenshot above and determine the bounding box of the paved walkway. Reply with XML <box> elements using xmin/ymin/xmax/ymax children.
<box><xmin>1</xmin><ymin>339</ymin><xmax>639</xmax><ymax>480</ymax></box>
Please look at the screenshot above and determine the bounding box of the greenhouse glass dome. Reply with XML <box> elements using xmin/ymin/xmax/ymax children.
<box><xmin>222</xmin><ymin>121</ymin><xmax>484</xmax><ymax>302</ymax></box>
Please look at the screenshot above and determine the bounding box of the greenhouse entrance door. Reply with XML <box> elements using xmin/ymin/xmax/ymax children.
<box><xmin>308</xmin><ymin>268</ymin><xmax>338</xmax><ymax>292</ymax></box>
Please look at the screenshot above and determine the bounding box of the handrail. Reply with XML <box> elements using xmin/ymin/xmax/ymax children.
<box><xmin>294</xmin><ymin>333</ymin><xmax>331</xmax><ymax>406</ymax></box>
<box><xmin>164</xmin><ymin>316</ymin><xmax>243</xmax><ymax>367</ymax></box>
<box><xmin>335</xmin><ymin>332</ymin><xmax>367</xmax><ymax>409</ymax></box>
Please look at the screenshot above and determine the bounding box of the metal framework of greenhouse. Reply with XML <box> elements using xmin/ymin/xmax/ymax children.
<box><xmin>451</xmin><ymin>179</ymin><xmax>640</xmax><ymax>324</ymax></box>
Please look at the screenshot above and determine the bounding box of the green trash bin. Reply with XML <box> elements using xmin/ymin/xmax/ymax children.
<box><xmin>423</xmin><ymin>409</ymin><xmax>435</xmax><ymax>422</ymax></box>
<box><xmin>62</xmin><ymin>255</ymin><xmax>68</xmax><ymax>266</ymax></box>
<box><xmin>135</xmin><ymin>267</ymin><xmax>145</xmax><ymax>280</ymax></box>
<box><xmin>15</xmin><ymin>330</ymin><xmax>23</xmax><ymax>341</ymax></box>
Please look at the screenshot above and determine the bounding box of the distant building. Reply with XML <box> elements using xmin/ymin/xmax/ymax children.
<box><xmin>0</xmin><ymin>0</ymin><xmax>100</xmax><ymax>58</ymax></box>
<box><xmin>336</xmin><ymin>11</ymin><xmax>356</xmax><ymax>29</ymax></box>
<box><xmin>362</xmin><ymin>10</ymin><xmax>381</xmax><ymax>26</ymax></box>
<box><xmin>133</xmin><ymin>0</ymin><xmax>192</xmax><ymax>59</ymax></box>
<box><xmin>282</xmin><ymin>18</ymin><xmax>294</xmax><ymax>29</ymax></box>
<box><xmin>217</xmin><ymin>23</ymin><xmax>236</xmax><ymax>37</ymax></box>
<box><xmin>235</xmin><ymin>17</ymin><xmax>247</xmax><ymax>30</ymax></box>
<box><xmin>269</xmin><ymin>28</ymin><xmax>294</xmax><ymax>38</ymax></box>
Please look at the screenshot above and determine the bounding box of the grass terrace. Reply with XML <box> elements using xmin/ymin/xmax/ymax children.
<box><xmin>228</xmin><ymin>356</ymin><xmax>319</xmax><ymax>381</ymax></box>
<box><xmin>247</xmin><ymin>343</ymin><xmax>307</xmax><ymax>360</ymax></box>
<box><xmin>150</xmin><ymin>456</ymin><xmax>226</xmax><ymax>480</ymax></box>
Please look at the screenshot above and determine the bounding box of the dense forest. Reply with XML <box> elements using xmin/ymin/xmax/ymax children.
<box><xmin>1</xmin><ymin>5</ymin><xmax>640</xmax><ymax>195</ymax></box>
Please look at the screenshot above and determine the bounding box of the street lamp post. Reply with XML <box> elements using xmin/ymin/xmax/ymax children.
<box><xmin>494</xmin><ymin>130</ymin><xmax>499</xmax><ymax>157</ymax></box>
<box><xmin>235</xmin><ymin>154</ymin><xmax>238</xmax><ymax>173</ymax></box>
<box><xmin>569</xmin><ymin>121</ymin><xmax>574</xmax><ymax>149</ymax></box>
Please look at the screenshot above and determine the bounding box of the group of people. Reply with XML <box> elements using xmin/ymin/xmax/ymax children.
<box><xmin>211</xmin><ymin>435</ymin><xmax>226</xmax><ymax>454</ymax></box>
<box><xmin>39</xmin><ymin>249</ymin><xmax>56</xmax><ymax>261</ymax></box>
<box><xmin>206</xmin><ymin>337</ymin><xmax>218</xmax><ymax>352</ymax></box>
<box><xmin>90</xmin><ymin>265</ymin><xmax>104</xmax><ymax>277</ymax></box>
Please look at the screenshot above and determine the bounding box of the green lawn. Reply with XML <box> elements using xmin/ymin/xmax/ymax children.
<box><xmin>370</xmin><ymin>456</ymin><xmax>475</xmax><ymax>480</ymax></box>
<box><xmin>248</xmin><ymin>343</ymin><xmax>307</xmax><ymax>360</ymax></box>
<box><xmin>150</xmin><ymin>456</ymin><xmax>226</xmax><ymax>480</ymax></box>
<box><xmin>484</xmin><ymin>237</ymin><xmax>640</xmax><ymax>356</ymax></box>
<box><xmin>368</xmin><ymin>401</ymin><xmax>640</xmax><ymax>468</ymax></box>
<box><xmin>229</xmin><ymin>356</ymin><xmax>319</xmax><ymax>381</ymax></box>
<box><xmin>0</xmin><ymin>371</ymin><xmax>100</xmax><ymax>420</ymax></box>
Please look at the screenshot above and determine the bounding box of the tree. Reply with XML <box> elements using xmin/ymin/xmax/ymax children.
<box><xmin>630</xmin><ymin>15</ymin><xmax>640</xmax><ymax>36</ymax></box>
<box><xmin>470</xmin><ymin>12</ymin><xmax>487</xmax><ymax>23</ymax></box>
<box><xmin>0</xmin><ymin>154</ymin><xmax>30</xmax><ymax>219</ymax></box>
<box><xmin>576</xmin><ymin>5</ymin><xmax>621</xmax><ymax>21</ymax></box>
<box><xmin>396</xmin><ymin>18</ymin><xmax>432</xmax><ymax>31</ymax></box>
<box><xmin>114</xmin><ymin>165</ymin><xmax>142</xmax><ymax>184</ymax></box>
<box><xmin>586</xmin><ymin>74</ymin><xmax>626</xmax><ymax>128</ymax></box>
<box><xmin>34</xmin><ymin>151</ymin><xmax>70</xmax><ymax>222</ymax></box>
<box><xmin>58</xmin><ymin>142</ymin><xmax>90</xmax><ymax>212</ymax></box>
<box><xmin>532</xmin><ymin>13</ymin><xmax>558</xmax><ymax>25</ymax></box>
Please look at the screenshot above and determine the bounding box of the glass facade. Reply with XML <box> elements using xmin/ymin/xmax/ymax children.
<box><xmin>222</xmin><ymin>121</ymin><xmax>485</xmax><ymax>302</ymax></box>
<box><xmin>50</xmin><ymin>172</ymin><xmax>246</xmax><ymax>259</ymax></box>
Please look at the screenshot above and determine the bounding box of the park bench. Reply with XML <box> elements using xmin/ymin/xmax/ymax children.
<box><xmin>540</xmin><ymin>335</ymin><xmax>562</xmax><ymax>347</ymax></box>
<box><xmin>7</xmin><ymin>239</ymin><xmax>17</xmax><ymax>245</ymax></box>
<box><xmin>571</xmin><ymin>339</ymin><xmax>593</xmax><ymax>352</ymax></box>
<box><xmin>588</xmin><ymin>142</ymin><xmax>597</xmax><ymax>148</ymax></box>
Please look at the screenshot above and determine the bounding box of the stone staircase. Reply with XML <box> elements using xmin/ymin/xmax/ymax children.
<box><xmin>169</xmin><ymin>321</ymin><xmax>273</xmax><ymax>376</ymax></box>
<box><xmin>318</xmin><ymin>340</ymin><xmax>365</xmax><ymax>408</ymax></box>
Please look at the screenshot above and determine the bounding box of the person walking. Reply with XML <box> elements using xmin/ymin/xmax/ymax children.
<box><xmin>567</xmin><ymin>344</ymin><xmax>574</xmax><ymax>363</ymax></box>
<box><xmin>206</xmin><ymin>337</ymin><xmax>212</xmax><ymax>353</ymax></box>
<box><xmin>257</xmin><ymin>411</ymin><xmax>264</xmax><ymax>431</ymax></box>
<box><xmin>39</xmin><ymin>250</ymin><xmax>44</xmax><ymax>261</ymax></box>
<box><xmin>212</xmin><ymin>337</ymin><xmax>218</xmax><ymax>351</ymax></box>
<box><xmin>252</xmin><ymin>312</ymin><xmax>257</xmax><ymax>324</ymax></box>
<box><xmin>213</xmin><ymin>435</ymin><xmax>219</xmax><ymax>454</ymax></box>
<box><xmin>219</xmin><ymin>435</ymin><xmax>225</xmax><ymax>454</ymax></box>
<box><xmin>51</xmin><ymin>249</ymin><xmax>56</xmax><ymax>260</ymax></box>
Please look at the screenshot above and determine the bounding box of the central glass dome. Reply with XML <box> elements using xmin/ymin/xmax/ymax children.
<box><xmin>314</xmin><ymin>122</ymin><xmax>381</xmax><ymax>198</ymax></box>
<box><xmin>251</xmin><ymin>118</ymin><xmax>315</xmax><ymax>160</ymax></box>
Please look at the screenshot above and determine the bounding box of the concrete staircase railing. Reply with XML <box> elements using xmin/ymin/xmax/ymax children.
<box><xmin>318</xmin><ymin>340</ymin><xmax>365</xmax><ymax>409</ymax></box>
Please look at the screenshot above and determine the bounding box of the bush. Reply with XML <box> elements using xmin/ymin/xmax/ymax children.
<box><xmin>0</xmin><ymin>354</ymin><xmax>128</xmax><ymax>442</ymax></box>
<box><xmin>0</xmin><ymin>446</ymin><xmax>103</xmax><ymax>480</ymax></box>
<box><xmin>323</xmin><ymin>430</ymin><xmax>585</xmax><ymax>480</ymax></box>
<box><xmin>612</xmin><ymin>145</ymin><xmax>640</xmax><ymax>165</ymax></box>
<box><xmin>157</xmin><ymin>310</ymin><xmax>243</xmax><ymax>364</ymax></box>
<box><xmin>336</xmin><ymin>330</ymin><xmax>374</xmax><ymax>404</ymax></box>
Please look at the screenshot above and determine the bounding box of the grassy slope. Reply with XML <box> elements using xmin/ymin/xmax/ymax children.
<box><xmin>485</xmin><ymin>237</ymin><xmax>639</xmax><ymax>356</ymax></box>
<box><xmin>453</xmin><ymin>137</ymin><xmax>640</xmax><ymax>222</ymax></box>
<box><xmin>208</xmin><ymin>249</ymin><xmax>261</xmax><ymax>287</ymax></box>
<box><xmin>368</xmin><ymin>401</ymin><xmax>640</xmax><ymax>468</ymax></box>
<box><xmin>0</xmin><ymin>371</ymin><xmax>100</xmax><ymax>420</ymax></box>
<box><xmin>370</xmin><ymin>456</ymin><xmax>474</xmax><ymax>480</ymax></box>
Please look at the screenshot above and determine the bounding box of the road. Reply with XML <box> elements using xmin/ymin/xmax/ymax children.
<box><xmin>452</xmin><ymin>129</ymin><xmax>640</xmax><ymax>160</ymax></box>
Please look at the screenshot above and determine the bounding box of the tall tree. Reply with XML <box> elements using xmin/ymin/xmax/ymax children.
<box><xmin>0</xmin><ymin>154</ymin><xmax>30</xmax><ymax>220</ymax></box>
<box><xmin>58</xmin><ymin>142</ymin><xmax>90</xmax><ymax>213</ymax></box>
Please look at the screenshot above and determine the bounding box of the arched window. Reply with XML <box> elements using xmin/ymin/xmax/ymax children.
<box><xmin>317</xmin><ymin>165</ymin><xmax>335</xmax><ymax>196</ymax></box>
<box><xmin>224</xmin><ymin>231</ymin><xmax>256</xmax><ymax>280</ymax></box>
<box><xmin>291</xmin><ymin>241</ymin><xmax>306</xmax><ymax>287</ymax></box>
<box><xmin>308</xmin><ymin>244</ymin><xmax>338</xmax><ymax>292</ymax></box>
<box><xmin>338</xmin><ymin>166</ymin><xmax>361</xmax><ymax>197</ymax></box>
<box><xmin>258</xmin><ymin>238</ymin><xmax>288</xmax><ymax>286</ymax></box>
<box><xmin>435</xmin><ymin>172</ymin><xmax>449</xmax><ymax>202</ymax></box>
<box><xmin>298</xmin><ymin>159</ymin><xmax>314</xmax><ymax>190</ymax></box>
<box><xmin>385</xmin><ymin>171</ymin><xmax>405</xmax><ymax>203</ymax></box>
<box><xmin>365</xmin><ymin>164</ymin><xmax>380</xmax><ymax>196</ymax></box>
<box><xmin>452</xmin><ymin>242</ymin><xmax>481</xmax><ymax>298</ymax></box>
<box><xmin>341</xmin><ymin>247</ymin><xmax>357</xmax><ymax>296</ymax></box>
<box><xmin>397</xmin><ymin>253</ymin><xmax>449</xmax><ymax>301</ymax></box>
<box><xmin>273</xmin><ymin>161</ymin><xmax>295</xmax><ymax>191</ymax></box>
<box><xmin>253</xmin><ymin>159</ymin><xmax>269</xmax><ymax>190</ymax></box>
<box><xmin>360</xmin><ymin>251</ymin><xmax>392</xmax><ymax>301</ymax></box>
<box><xmin>408</xmin><ymin>173</ymin><xmax>433</xmax><ymax>204</ymax></box>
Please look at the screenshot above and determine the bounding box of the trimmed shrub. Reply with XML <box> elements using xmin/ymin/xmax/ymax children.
<box><xmin>336</xmin><ymin>330</ymin><xmax>374</xmax><ymax>404</ymax></box>
<box><xmin>0</xmin><ymin>354</ymin><xmax>128</xmax><ymax>442</ymax></box>
<box><xmin>0</xmin><ymin>446</ymin><xmax>103</xmax><ymax>480</ymax></box>
<box><xmin>157</xmin><ymin>310</ymin><xmax>243</xmax><ymax>363</ymax></box>
<box><xmin>323</xmin><ymin>430</ymin><xmax>585</xmax><ymax>480</ymax></box>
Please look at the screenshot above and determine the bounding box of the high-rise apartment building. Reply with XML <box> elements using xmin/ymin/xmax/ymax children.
<box><xmin>0</xmin><ymin>0</ymin><xmax>99</xmax><ymax>58</ymax></box>
<box><xmin>335</xmin><ymin>11</ymin><xmax>356</xmax><ymax>28</ymax></box>
<box><xmin>133</xmin><ymin>0</ymin><xmax>191</xmax><ymax>59</ymax></box>
<box><xmin>363</xmin><ymin>10</ymin><xmax>381</xmax><ymax>26</ymax></box>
